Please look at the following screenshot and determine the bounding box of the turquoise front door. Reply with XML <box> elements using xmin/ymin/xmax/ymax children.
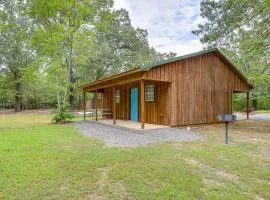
<box><xmin>130</xmin><ymin>88</ymin><xmax>138</xmax><ymax>121</ymax></box>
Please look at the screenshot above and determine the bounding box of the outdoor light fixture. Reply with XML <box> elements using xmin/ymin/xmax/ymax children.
<box><xmin>217</xmin><ymin>114</ymin><xmax>237</xmax><ymax>144</ymax></box>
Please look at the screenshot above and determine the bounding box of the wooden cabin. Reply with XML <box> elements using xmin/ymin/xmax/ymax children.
<box><xmin>82</xmin><ymin>48</ymin><xmax>253</xmax><ymax>129</ymax></box>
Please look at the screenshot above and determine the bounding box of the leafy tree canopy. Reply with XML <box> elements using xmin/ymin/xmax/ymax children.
<box><xmin>0</xmin><ymin>0</ymin><xmax>176</xmax><ymax>111</ymax></box>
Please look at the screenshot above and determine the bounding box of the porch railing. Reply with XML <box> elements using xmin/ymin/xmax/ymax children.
<box><xmin>76</xmin><ymin>109</ymin><xmax>112</xmax><ymax>119</ymax></box>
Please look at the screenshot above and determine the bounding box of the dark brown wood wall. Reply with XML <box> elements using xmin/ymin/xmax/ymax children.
<box><xmin>100</xmin><ymin>52</ymin><xmax>250</xmax><ymax>126</ymax></box>
<box><xmin>144</xmin><ymin>82</ymin><xmax>170</xmax><ymax>125</ymax></box>
<box><xmin>101</xmin><ymin>82</ymin><xmax>170</xmax><ymax>125</ymax></box>
<box><xmin>102</xmin><ymin>83</ymin><xmax>138</xmax><ymax>120</ymax></box>
<box><xmin>102</xmin><ymin>88</ymin><xmax>113</xmax><ymax>111</ymax></box>
<box><xmin>145</xmin><ymin>52</ymin><xmax>251</xmax><ymax>126</ymax></box>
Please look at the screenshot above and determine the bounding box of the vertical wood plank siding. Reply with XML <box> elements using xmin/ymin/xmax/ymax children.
<box><xmin>102</xmin><ymin>83</ymin><xmax>139</xmax><ymax>121</ymax></box>
<box><xmin>94</xmin><ymin>52</ymin><xmax>250</xmax><ymax>126</ymax></box>
<box><xmin>144</xmin><ymin>53</ymin><xmax>250</xmax><ymax>126</ymax></box>
<box><xmin>101</xmin><ymin>81</ymin><xmax>170</xmax><ymax>125</ymax></box>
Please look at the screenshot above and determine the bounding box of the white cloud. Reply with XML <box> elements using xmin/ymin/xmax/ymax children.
<box><xmin>156</xmin><ymin>39</ymin><xmax>203</xmax><ymax>55</ymax></box>
<box><xmin>113</xmin><ymin>0</ymin><xmax>128</xmax><ymax>10</ymax></box>
<box><xmin>113</xmin><ymin>0</ymin><xmax>203</xmax><ymax>55</ymax></box>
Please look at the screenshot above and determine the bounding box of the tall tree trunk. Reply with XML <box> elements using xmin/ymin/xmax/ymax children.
<box><xmin>14</xmin><ymin>72</ymin><xmax>21</xmax><ymax>112</ymax></box>
<box><xmin>69</xmin><ymin>66</ymin><xmax>75</xmax><ymax>111</ymax></box>
<box><xmin>91</xmin><ymin>70</ymin><xmax>103</xmax><ymax>109</ymax></box>
<box><xmin>55</xmin><ymin>75</ymin><xmax>61</xmax><ymax>109</ymax></box>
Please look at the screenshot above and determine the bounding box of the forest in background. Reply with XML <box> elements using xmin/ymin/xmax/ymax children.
<box><xmin>0</xmin><ymin>0</ymin><xmax>176</xmax><ymax>112</ymax></box>
<box><xmin>0</xmin><ymin>0</ymin><xmax>269</xmax><ymax>112</ymax></box>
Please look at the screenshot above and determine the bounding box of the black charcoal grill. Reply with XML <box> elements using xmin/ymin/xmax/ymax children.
<box><xmin>217</xmin><ymin>114</ymin><xmax>237</xmax><ymax>144</ymax></box>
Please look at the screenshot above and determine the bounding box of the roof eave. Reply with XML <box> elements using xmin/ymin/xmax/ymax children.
<box><xmin>81</xmin><ymin>68</ymin><xmax>141</xmax><ymax>89</ymax></box>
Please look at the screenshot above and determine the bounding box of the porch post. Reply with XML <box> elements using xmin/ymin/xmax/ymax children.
<box><xmin>83</xmin><ymin>91</ymin><xmax>86</xmax><ymax>119</ymax></box>
<box><xmin>95</xmin><ymin>90</ymin><xmax>98</xmax><ymax>121</ymax></box>
<box><xmin>140</xmin><ymin>80</ymin><xmax>145</xmax><ymax>129</ymax></box>
<box><xmin>230</xmin><ymin>90</ymin><xmax>233</xmax><ymax>114</ymax></box>
<box><xmin>247</xmin><ymin>92</ymin><xmax>250</xmax><ymax>119</ymax></box>
<box><xmin>113</xmin><ymin>86</ymin><xmax>116</xmax><ymax>125</ymax></box>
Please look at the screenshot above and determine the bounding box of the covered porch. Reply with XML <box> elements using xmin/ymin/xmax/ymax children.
<box><xmin>82</xmin><ymin>69</ymin><xmax>171</xmax><ymax>129</ymax></box>
<box><xmin>232</xmin><ymin>90</ymin><xmax>252</xmax><ymax>120</ymax></box>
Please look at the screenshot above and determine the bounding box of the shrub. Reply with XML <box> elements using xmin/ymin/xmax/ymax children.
<box><xmin>52</xmin><ymin>104</ymin><xmax>74</xmax><ymax>123</ymax></box>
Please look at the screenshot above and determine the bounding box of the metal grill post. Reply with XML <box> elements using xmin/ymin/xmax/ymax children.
<box><xmin>218</xmin><ymin>114</ymin><xmax>236</xmax><ymax>144</ymax></box>
<box><xmin>83</xmin><ymin>92</ymin><xmax>86</xmax><ymax>119</ymax></box>
<box><xmin>225</xmin><ymin>122</ymin><xmax>228</xmax><ymax>144</ymax></box>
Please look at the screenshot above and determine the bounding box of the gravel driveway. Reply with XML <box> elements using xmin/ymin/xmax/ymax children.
<box><xmin>72</xmin><ymin>120</ymin><xmax>199</xmax><ymax>147</ymax></box>
<box><xmin>250</xmin><ymin>114</ymin><xmax>270</xmax><ymax>120</ymax></box>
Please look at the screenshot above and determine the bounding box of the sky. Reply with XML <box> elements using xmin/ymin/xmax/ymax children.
<box><xmin>113</xmin><ymin>0</ymin><xmax>204</xmax><ymax>56</ymax></box>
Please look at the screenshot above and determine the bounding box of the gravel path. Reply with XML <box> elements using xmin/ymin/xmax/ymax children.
<box><xmin>250</xmin><ymin>114</ymin><xmax>270</xmax><ymax>120</ymax></box>
<box><xmin>72</xmin><ymin>120</ymin><xmax>200</xmax><ymax>147</ymax></box>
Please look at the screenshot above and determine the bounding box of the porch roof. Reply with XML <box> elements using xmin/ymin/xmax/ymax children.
<box><xmin>82</xmin><ymin>69</ymin><xmax>171</xmax><ymax>92</ymax></box>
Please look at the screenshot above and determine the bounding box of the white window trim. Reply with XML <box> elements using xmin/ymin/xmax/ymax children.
<box><xmin>145</xmin><ymin>84</ymin><xmax>154</xmax><ymax>102</ymax></box>
<box><xmin>97</xmin><ymin>93</ymin><xmax>103</xmax><ymax>100</ymax></box>
<box><xmin>115</xmin><ymin>89</ymin><xmax>120</xmax><ymax>103</ymax></box>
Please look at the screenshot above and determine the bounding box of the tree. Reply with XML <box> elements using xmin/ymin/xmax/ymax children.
<box><xmin>193</xmin><ymin>0</ymin><xmax>269</xmax><ymax>49</ymax></box>
<box><xmin>76</xmin><ymin>8</ymin><xmax>176</xmax><ymax>108</ymax></box>
<box><xmin>0</xmin><ymin>73</ymin><xmax>14</xmax><ymax>109</ymax></box>
<box><xmin>29</xmin><ymin>0</ymin><xmax>115</xmax><ymax>110</ymax></box>
<box><xmin>30</xmin><ymin>2</ymin><xmax>176</xmax><ymax>110</ymax></box>
<box><xmin>193</xmin><ymin>0</ymin><xmax>270</xmax><ymax>109</ymax></box>
<box><xmin>0</xmin><ymin>0</ymin><xmax>35</xmax><ymax>112</ymax></box>
<box><xmin>1</xmin><ymin>0</ymin><xmax>177</xmax><ymax>112</ymax></box>
<box><xmin>78</xmin><ymin>8</ymin><xmax>176</xmax><ymax>84</ymax></box>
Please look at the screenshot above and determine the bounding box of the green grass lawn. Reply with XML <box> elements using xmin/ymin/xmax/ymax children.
<box><xmin>0</xmin><ymin>112</ymin><xmax>269</xmax><ymax>199</ymax></box>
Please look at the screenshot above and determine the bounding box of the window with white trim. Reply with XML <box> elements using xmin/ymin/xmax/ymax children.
<box><xmin>97</xmin><ymin>93</ymin><xmax>103</xmax><ymax>100</ymax></box>
<box><xmin>115</xmin><ymin>89</ymin><xmax>120</xmax><ymax>103</ymax></box>
<box><xmin>145</xmin><ymin>84</ymin><xmax>154</xmax><ymax>101</ymax></box>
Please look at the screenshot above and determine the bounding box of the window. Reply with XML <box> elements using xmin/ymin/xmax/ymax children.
<box><xmin>145</xmin><ymin>84</ymin><xmax>154</xmax><ymax>101</ymax></box>
<box><xmin>115</xmin><ymin>89</ymin><xmax>120</xmax><ymax>103</ymax></box>
<box><xmin>97</xmin><ymin>93</ymin><xmax>103</xmax><ymax>100</ymax></box>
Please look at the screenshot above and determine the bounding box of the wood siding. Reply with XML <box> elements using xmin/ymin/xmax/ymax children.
<box><xmin>144</xmin><ymin>82</ymin><xmax>170</xmax><ymax>125</ymax></box>
<box><xmin>144</xmin><ymin>52</ymin><xmax>250</xmax><ymax>126</ymax></box>
<box><xmin>101</xmin><ymin>82</ymin><xmax>170</xmax><ymax>125</ymax></box>
<box><xmin>85</xmin><ymin>51</ymin><xmax>251</xmax><ymax>126</ymax></box>
<box><xmin>102</xmin><ymin>83</ymin><xmax>138</xmax><ymax>121</ymax></box>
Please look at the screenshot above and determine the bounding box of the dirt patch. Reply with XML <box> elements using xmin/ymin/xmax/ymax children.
<box><xmin>259</xmin><ymin>147</ymin><xmax>270</xmax><ymax>161</ymax></box>
<box><xmin>89</xmin><ymin>167</ymin><xmax>110</xmax><ymax>200</ymax></box>
<box><xmin>0</xmin><ymin>109</ymin><xmax>14</xmax><ymax>114</ymax></box>
<box><xmin>236</xmin><ymin>134</ymin><xmax>267</xmax><ymax>144</ymax></box>
<box><xmin>184</xmin><ymin>158</ymin><xmax>203</xmax><ymax>168</ymax></box>
<box><xmin>60</xmin><ymin>184</ymin><xmax>67</xmax><ymax>193</ymax></box>
<box><xmin>88</xmin><ymin>167</ymin><xmax>129</xmax><ymax>200</ymax></box>
<box><xmin>203</xmin><ymin>178</ymin><xmax>225</xmax><ymax>187</ymax></box>
<box><xmin>215</xmin><ymin>170</ymin><xmax>239</xmax><ymax>181</ymax></box>
<box><xmin>249</xmin><ymin>137</ymin><xmax>263</xmax><ymax>142</ymax></box>
<box><xmin>97</xmin><ymin>168</ymin><xmax>109</xmax><ymax>189</ymax></box>
<box><xmin>255</xmin><ymin>195</ymin><xmax>266</xmax><ymax>200</ymax></box>
<box><xmin>115</xmin><ymin>181</ymin><xmax>128</xmax><ymax>200</ymax></box>
<box><xmin>185</xmin><ymin>158</ymin><xmax>239</xmax><ymax>182</ymax></box>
